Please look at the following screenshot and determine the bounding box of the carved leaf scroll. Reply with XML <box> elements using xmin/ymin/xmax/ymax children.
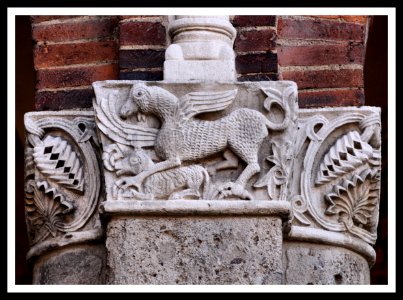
<box><xmin>25</xmin><ymin>180</ymin><xmax>74</xmax><ymax>244</ymax></box>
<box><xmin>325</xmin><ymin>169</ymin><xmax>379</xmax><ymax>243</ymax></box>
<box><xmin>254</xmin><ymin>140</ymin><xmax>293</xmax><ymax>200</ymax></box>
<box><xmin>33</xmin><ymin>136</ymin><xmax>84</xmax><ymax>192</ymax></box>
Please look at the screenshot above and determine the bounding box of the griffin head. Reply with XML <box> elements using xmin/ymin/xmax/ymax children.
<box><xmin>120</xmin><ymin>83</ymin><xmax>152</xmax><ymax>119</ymax></box>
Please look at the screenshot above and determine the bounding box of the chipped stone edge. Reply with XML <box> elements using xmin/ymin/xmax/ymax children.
<box><xmin>100</xmin><ymin>200</ymin><xmax>291</xmax><ymax>218</ymax></box>
<box><xmin>26</xmin><ymin>228</ymin><xmax>104</xmax><ymax>261</ymax></box>
<box><xmin>287</xmin><ymin>226</ymin><xmax>376</xmax><ymax>267</ymax></box>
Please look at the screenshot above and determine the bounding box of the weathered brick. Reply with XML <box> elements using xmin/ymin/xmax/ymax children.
<box><xmin>36</xmin><ymin>64</ymin><xmax>118</xmax><ymax>89</ymax></box>
<box><xmin>34</xmin><ymin>41</ymin><xmax>118</xmax><ymax>69</ymax></box>
<box><xmin>119</xmin><ymin>49</ymin><xmax>165</xmax><ymax>69</ymax></box>
<box><xmin>120</xmin><ymin>22</ymin><xmax>166</xmax><ymax>46</ymax></box>
<box><xmin>232</xmin><ymin>16</ymin><xmax>276</xmax><ymax>27</ymax></box>
<box><xmin>119</xmin><ymin>16</ymin><xmax>160</xmax><ymax>20</ymax></box>
<box><xmin>282</xmin><ymin>68</ymin><xmax>363</xmax><ymax>89</ymax></box>
<box><xmin>237</xmin><ymin>73</ymin><xmax>278</xmax><ymax>81</ymax></box>
<box><xmin>298</xmin><ymin>88</ymin><xmax>364</xmax><ymax>108</ymax></box>
<box><xmin>33</xmin><ymin>17</ymin><xmax>118</xmax><ymax>42</ymax></box>
<box><xmin>236</xmin><ymin>52</ymin><xmax>278</xmax><ymax>74</ymax></box>
<box><xmin>119</xmin><ymin>70</ymin><xmax>163</xmax><ymax>81</ymax></box>
<box><xmin>35</xmin><ymin>88</ymin><xmax>94</xmax><ymax>110</ymax></box>
<box><xmin>30</xmin><ymin>16</ymin><xmax>77</xmax><ymax>23</ymax></box>
<box><xmin>278</xmin><ymin>43</ymin><xmax>364</xmax><ymax>66</ymax></box>
<box><xmin>234</xmin><ymin>29</ymin><xmax>276</xmax><ymax>52</ymax></box>
<box><xmin>278</xmin><ymin>18</ymin><xmax>364</xmax><ymax>41</ymax></box>
<box><xmin>308</xmin><ymin>15</ymin><xmax>368</xmax><ymax>24</ymax></box>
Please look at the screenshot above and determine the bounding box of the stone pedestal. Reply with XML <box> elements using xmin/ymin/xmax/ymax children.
<box><xmin>32</xmin><ymin>244</ymin><xmax>106</xmax><ymax>285</ymax></box>
<box><xmin>283</xmin><ymin>242</ymin><xmax>370</xmax><ymax>285</ymax></box>
<box><xmin>103</xmin><ymin>200</ymin><xmax>290</xmax><ymax>284</ymax></box>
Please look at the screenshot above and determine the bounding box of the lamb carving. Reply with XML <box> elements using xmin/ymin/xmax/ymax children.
<box><xmin>110</xmin><ymin>147</ymin><xmax>210</xmax><ymax>200</ymax></box>
<box><xmin>94</xmin><ymin>83</ymin><xmax>291</xmax><ymax>200</ymax></box>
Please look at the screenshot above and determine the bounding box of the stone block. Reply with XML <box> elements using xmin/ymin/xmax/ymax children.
<box><xmin>283</xmin><ymin>242</ymin><xmax>370</xmax><ymax>284</ymax></box>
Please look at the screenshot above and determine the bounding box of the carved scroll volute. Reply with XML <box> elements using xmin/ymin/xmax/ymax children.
<box><xmin>292</xmin><ymin>108</ymin><xmax>381</xmax><ymax>244</ymax></box>
<box><xmin>24</xmin><ymin>112</ymin><xmax>103</xmax><ymax>258</ymax></box>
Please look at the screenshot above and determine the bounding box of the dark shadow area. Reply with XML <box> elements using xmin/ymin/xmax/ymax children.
<box><xmin>15</xmin><ymin>16</ymin><xmax>35</xmax><ymax>284</ymax></box>
<box><xmin>364</xmin><ymin>15</ymin><xmax>388</xmax><ymax>285</ymax></box>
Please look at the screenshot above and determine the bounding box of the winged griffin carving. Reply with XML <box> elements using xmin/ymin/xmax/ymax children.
<box><xmin>94</xmin><ymin>83</ymin><xmax>291</xmax><ymax>200</ymax></box>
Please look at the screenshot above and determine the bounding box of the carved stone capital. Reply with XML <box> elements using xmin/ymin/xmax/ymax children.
<box><xmin>24</xmin><ymin>111</ymin><xmax>104</xmax><ymax>260</ymax></box>
<box><xmin>93</xmin><ymin>80</ymin><xmax>298</xmax><ymax>206</ymax></box>
<box><xmin>287</xmin><ymin>106</ymin><xmax>382</xmax><ymax>265</ymax></box>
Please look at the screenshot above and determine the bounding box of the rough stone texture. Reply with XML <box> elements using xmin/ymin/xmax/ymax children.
<box><xmin>32</xmin><ymin>244</ymin><xmax>107</xmax><ymax>284</ymax></box>
<box><xmin>283</xmin><ymin>242</ymin><xmax>370</xmax><ymax>284</ymax></box>
<box><xmin>106</xmin><ymin>216</ymin><xmax>283</xmax><ymax>284</ymax></box>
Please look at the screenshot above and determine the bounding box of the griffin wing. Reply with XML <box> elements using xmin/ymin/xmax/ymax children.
<box><xmin>93</xmin><ymin>91</ymin><xmax>158</xmax><ymax>147</ymax></box>
<box><xmin>179</xmin><ymin>89</ymin><xmax>238</xmax><ymax>120</ymax></box>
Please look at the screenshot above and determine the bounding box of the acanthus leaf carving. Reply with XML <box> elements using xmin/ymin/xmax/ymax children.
<box><xmin>325</xmin><ymin>168</ymin><xmax>379</xmax><ymax>244</ymax></box>
<box><xmin>25</xmin><ymin>180</ymin><xmax>74</xmax><ymax>245</ymax></box>
<box><xmin>254</xmin><ymin>140</ymin><xmax>293</xmax><ymax>201</ymax></box>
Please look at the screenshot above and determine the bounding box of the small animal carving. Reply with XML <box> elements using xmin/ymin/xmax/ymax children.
<box><xmin>113</xmin><ymin>148</ymin><xmax>210</xmax><ymax>200</ymax></box>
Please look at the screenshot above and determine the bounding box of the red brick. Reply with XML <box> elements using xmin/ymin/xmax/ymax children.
<box><xmin>34</xmin><ymin>41</ymin><xmax>118</xmax><ymax>69</ymax></box>
<box><xmin>32</xmin><ymin>17</ymin><xmax>118</xmax><ymax>43</ymax></box>
<box><xmin>278</xmin><ymin>18</ymin><xmax>364</xmax><ymax>41</ymax></box>
<box><xmin>234</xmin><ymin>29</ymin><xmax>276</xmax><ymax>52</ymax></box>
<box><xmin>232</xmin><ymin>16</ymin><xmax>276</xmax><ymax>27</ymax></box>
<box><xmin>36</xmin><ymin>64</ymin><xmax>118</xmax><ymax>90</ymax></box>
<box><xmin>298</xmin><ymin>88</ymin><xmax>364</xmax><ymax>108</ymax></box>
<box><xmin>282</xmin><ymin>68</ymin><xmax>363</xmax><ymax>89</ymax></box>
<box><xmin>119</xmin><ymin>16</ymin><xmax>160</xmax><ymax>20</ymax></box>
<box><xmin>120</xmin><ymin>22</ymin><xmax>166</xmax><ymax>46</ymax></box>
<box><xmin>35</xmin><ymin>88</ymin><xmax>94</xmax><ymax>110</ymax></box>
<box><xmin>30</xmin><ymin>16</ymin><xmax>77</xmax><ymax>23</ymax></box>
<box><xmin>119</xmin><ymin>70</ymin><xmax>163</xmax><ymax>81</ymax></box>
<box><xmin>119</xmin><ymin>49</ymin><xmax>165</xmax><ymax>69</ymax></box>
<box><xmin>278</xmin><ymin>43</ymin><xmax>364</xmax><ymax>66</ymax></box>
<box><xmin>238</xmin><ymin>73</ymin><xmax>278</xmax><ymax>81</ymax></box>
<box><xmin>236</xmin><ymin>52</ymin><xmax>278</xmax><ymax>74</ymax></box>
<box><xmin>308</xmin><ymin>15</ymin><xmax>368</xmax><ymax>24</ymax></box>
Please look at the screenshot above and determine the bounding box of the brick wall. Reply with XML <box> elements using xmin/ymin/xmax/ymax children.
<box><xmin>31</xmin><ymin>15</ymin><xmax>370</xmax><ymax>111</ymax></box>
<box><xmin>31</xmin><ymin>16</ymin><xmax>119</xmax><ymax>110</ymax></box>
<box><xmin>277</xmin><ymin>15</ymin><xmax>368</xmax><ymax>108</ymax></box>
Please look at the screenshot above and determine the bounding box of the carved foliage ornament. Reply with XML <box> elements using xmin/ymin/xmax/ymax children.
<box><xmin>24</xmin><ymin>113</ymin><xmax>102</xmax><ymax>246</ymax></box>
<box><xmin>93</xmin><ymin>82</ymin><xmax>298</xmax><ymax>201</ymax></box>
<box><xmin>291</xmin><ymin>109</ymin><xmax>381</xmax><ymax>244</ymax></box>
